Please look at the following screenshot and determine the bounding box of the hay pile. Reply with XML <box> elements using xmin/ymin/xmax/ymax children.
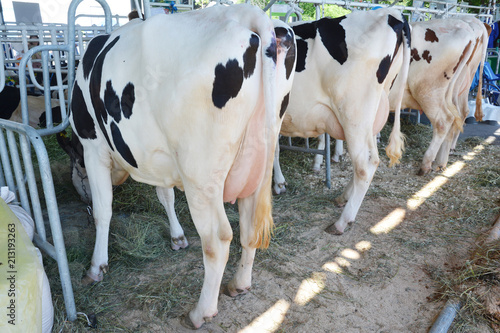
<box><xmin>429</xmin><ymin>214</ymin><xmax>500</xmax><ymax>332</ymax></box>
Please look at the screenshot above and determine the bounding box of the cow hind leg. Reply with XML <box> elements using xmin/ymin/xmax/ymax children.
<box><xmin>313</xmin><ymin>136</ymin><xmax>343</xmax><ymax>172</ymax></box>
<box><xmin>273</xmin><ymin>140</ymin><xmax>287</xmax><ymax>194</ymax></box>
<box><xmin>333</xmin><ymin>139</ymin><xmax>344</xmax><ymax>163</ymax></box>
<box><xmin>326</xmin><ymin>135</ymin><xmax>379</xmax><ymax>235</ymax></box>
<box><xmin>82</xmin><ymin>152</ymin><xmax>114</xmax><ymax>285</ymax></box>
<box><xmin>183</xmin><ymin>186</ymin><xmax>232</xmax><ymax>329</ymax></box>
<box><xmin>434</xmin><ymin>126</ymin><xmax>458</xmax><ymax>171</ymax></box>
<box><xmin>155</xmin><ymin>186</ymin><xmax>188</xmax><ymax>250</ymax></box>
<box><xmin>313</xmin><ymin>134</ymin><xmax>326</xmax><ymax>172</ymax></box>
<box><xmin>225</xmin><ymin>186</ymin><xmax>269</xmax><ymax>297</ymax></box>
<box><xmin>418</xmin><ymin>111</ymin><xmax>454</xmax><ymax>175</ymax></box>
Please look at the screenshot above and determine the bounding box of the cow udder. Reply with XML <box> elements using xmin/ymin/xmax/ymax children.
<box><xmin>223</xmin><ymin>104</ymin><xmax>267</xmax><ymax>203</ymax></box>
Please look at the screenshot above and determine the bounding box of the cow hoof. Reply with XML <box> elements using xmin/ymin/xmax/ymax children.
<box><xmin>435</xmin><ymin>165</ymin><xmax>446</xmax><ymax>172</ymax></box>
<box><xmin>334</xmin><ymin>196</ymin><xmax>347</xmax><ymax>207</ymax></box>
<box><xmin>416</xmin><ymin>168</ymin><xmax>429</xmax><ymax>176</ymax></box>
<box><xmin>171</xmin><ymin>236</ymin><xmax>189</xmax><ymax>251</ymax></box>
<box><xmin>180</xmin><ymin>311</ymin><xmax>218</xmax><ymax>330</ymax></box>
<box><xmin>273</xmin><ymin>183</ymin><xmax>287</xmax><ymax>195</ymax></box>
<box><xmin>81</xmin><ymin>271</ymin><xmax>103</xmax><ymax>286</ymax></box>
<box><xmin>325</xmin><ymin>224</ymin><xmax>344</xmax><ymax>235</ymax></box>
<box><xmin>81</xmin><ymin>275</ymin><xmax>98</xmax><ymax>286</ymax></box>
<box><xmin>223</xmin><ymin>283</ymin><xmax>251</xmax><ymax>297</ymax></box>
<box><xmin>180</xmin><ymin>313</ymin><xmax>199</xmax><ymax>330</ymax></box>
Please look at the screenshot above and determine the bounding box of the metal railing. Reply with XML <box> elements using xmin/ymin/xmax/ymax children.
<box><xmin>0</xmin><ymin>0</ymin><xmax>113</xmax><ymax>322</ymax></box>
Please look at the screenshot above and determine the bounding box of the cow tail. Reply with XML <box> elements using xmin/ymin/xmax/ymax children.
<box><xmin>474</xmin><ymin>23</ymin><xmax>491</xmax><ymax>122</ymax></box>
<box><xmin>251</xmin><ymin>24</ymin><xmax>279</xmax><ymax>249</ymax></box>
<box><xmin>252</xmin><ymin>167</ymin><xmax>274</xmax><ymax>249</ymax></box>
<box><xmin>386</xmin><ymin>16</ymin><xmax>410</xmax><ymax>167</ymax></box>
<box><xmin>447</xmin><ymin>35</ymin><xmax>475</xmax><ymax>132</ymax></box>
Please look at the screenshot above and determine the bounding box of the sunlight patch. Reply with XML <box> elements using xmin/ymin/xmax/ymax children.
<box><xmin>355</xmin><ymin>241</ymin><xmax>372</xmax><ymax>252</ymax></box>
<box><xmin>323</xmin><ymin>262</ymin><xmax>343</xmax><ymax>274</ymax></box>
<box><xmin>341</xmin><ymin>248</ymin><xmax>360</xmax><ymax>260</ymax></box>
<box><xmin>239</xmin><ymin>299</ymin><xmax>290</xmax><ymax>333</ymax></box>
<box><xmin>370</xmin><ymin>208</ymin><xmax>406</xmax><ymax>234</ymax></box>
<box><xmin>407</xmin><ymin>160</ymin><xmax>465</xmax><ymax>210</ymax></box>
<box><xmin>335</xmin><ymin>257</ymin><xmax>351</xmax><ymax>267</ymax></box>
<box><xmin>294</xmin><ymin>272</ymin><xmax>326</xmax><ymax>306</ymax></box>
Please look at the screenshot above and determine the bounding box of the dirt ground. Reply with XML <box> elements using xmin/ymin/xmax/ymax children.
<box><xmin>45</xmin><ymin>123</ymin><xmax>499</xmax><ymax>333</ymax></box>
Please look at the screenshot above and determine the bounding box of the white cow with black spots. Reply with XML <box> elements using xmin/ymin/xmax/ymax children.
<box><xmin>273</xmin><ymin>8</ymin><xmax>411</xmax><ymax>235</ymax></box>
<box><xmin>62</xmin><ymin>4</ymin><xmax>296</xmax><ymax>329</ymax></box>
<box><xmin>315</xmin><ymin>16</ymin><xmax>490</xmax><ymax>177</ymax></box>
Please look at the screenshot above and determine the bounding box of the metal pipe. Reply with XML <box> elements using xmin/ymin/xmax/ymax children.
<box><xmin>0</xmin><ymin>128</ymin><xmax>15</xmax><ymax>191</ymax></box>
<box><xmin>19</xmin><ymin>134</ymin><xmax>47</xmax><ymax>242</ymax></box>
<box><xmin>17</xmin><ymin>45</ymin><xmax>71</xmax><ymax>135</ymax></box>
<box><xmin>6</xmin><ymin>130</ymin><xmax>30</xmax><ymax>215</ymax></box>
<box><xmin>325</xmin><ymin>134</ymin><xmax>331</xmax><ymax>188</ymax></box>
<box><xmin>263</xmin><ymin>0</ymin><xmax>278</xmax><ymax>12</ymax></box>
<box><xmin>0</xmin><ymin>119</ymin><xmax>77</xmax><ymax>322</ymax></box>
<box><xmin>429</xmin><ymin>300</ymin><xmax>461</xmax><ymax>333</ymax></box>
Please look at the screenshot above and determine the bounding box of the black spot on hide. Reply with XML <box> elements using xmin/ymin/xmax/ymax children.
<box><xmin>292</xmin><ymin>22</ymin><xmax>317</xmax><ymax>40</ymax></box>
<box><xmin>275</xmin><ymin>27</ymin><xmax>296</xmax><ymax>79</ymax></box>
<box><xmin>376</xmin><ymin>55</ymin><xmax>392</xmax><ymax>84</ymax></box>
<box><xmin>82</xmin><ymin>35</ymin><xmax>110</xmax><ymax>80</ymax></box>
<box><xmin>212</xmin><ymin>59</ymin><xmax>243</xmax><ymax>109</ymax></box>
<box><xmin>121</xmin><ymin>83</ymin><xmax>135</xmax><ymax>119</ymax></box>
<box><xmin>387</xmin><ymin>15</ymin><xmax>404</xmax><ymax>47</ymax></box>
<box><xmin>89</xmin><ymin>36</ymin><xmax>120</xmax><ymax>150</ymax></box>
<box><xmin>295</xmin><ymin>39</ymin><xmax>308</xmax><ymax>72</ymax></box>
<box><xmin>71</xmin><ymin>83</ymin><xmax>97</xmax><ymax>140</ymax></box>
<box><xmin>104</xmin><ymin>80</ymin><xmax>121</xmax><ymax>123</ymax></box>
<box><xmin>243</xmin><ymin>34</ymin><xmax>259</xmax><ymax>79</ymax></box>
<box><xmin>317</xmin><ymin>17</ymin><xmax>348</xmax><ymax>65</ymax></box>
<box><xmin>280</xmin><ymin>93</ymin><xmax>290</xmax><ymax>118</ymax></box>
<box><xmin>110</xmin><ymin>121</ymin><xmax>137</xmax><ymax>168</ymax></box>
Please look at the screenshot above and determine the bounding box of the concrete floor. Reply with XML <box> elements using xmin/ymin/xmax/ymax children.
<box><xmin>460</xmin><ymin>117</ymin><xmax>500</xmax><ymax>145</ymax></box>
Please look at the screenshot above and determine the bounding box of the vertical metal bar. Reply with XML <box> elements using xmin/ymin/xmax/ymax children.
<box><xmin>0</xmin><ymin>41</ymin><xmax>5</xmax><ymax>91</ymax></box>
<box><xmin>325</xmin><ymin>134</ymin><xmax>331</xmax><ymax>189</ymax></box>
<box><xmin>305</xmin><ymin>137</ymin><xmax>310</xmax><ymax>149</ymax></box>
<box><xmin>50</xmin><ymin>29</ymin><xmax>68</xmax><ymax>124</ymax></box>
<box><xmin>143</xmin><ymin>0</ymin><xmax>152</xmax><ymax>19</ymax></box>
<box><xmin>19</xmin><ymin>134</ymin><xmax>47</xmax><ymax>241</ymax></box>
<box><xmin>29</xmin><ymin>128</ymin><xmax>76</xmax><ymax>322</ymax></box>
<box><xmin>6</xmin><ymin>130</ymin><xmax>31</xmax><ymax>215</ymax></box>
<box><xmin>0</xmin><ymin>129</ymin><xmax>15</xmax><ymax>191</ymax></box>
<box><xmin>0</xmin><ymin>155</ymin><xmax>5</xmax><ymax>187</ymax></box>
<box><xmin>42</xmin><ymin>50</ymin><xmax>53</xmax><ymax>128</ymax></box>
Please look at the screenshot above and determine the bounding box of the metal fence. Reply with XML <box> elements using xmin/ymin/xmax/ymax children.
<box><xmin>0</xmin><ymin>0</ymin><xmax>113</xmax><ymax>322</ymax></box>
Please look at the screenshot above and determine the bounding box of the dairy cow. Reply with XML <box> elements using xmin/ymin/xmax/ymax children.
<box><xmin>273</xmin><ymin>8</ymin><xmax>411</xmax><ymax>235</ymax></box>
<box><xmin>316</xmin><ymin>16</ymin><xmax>490</xmax><ymax>176</ymax></box>
<box><xmin>64</xmin><ymin>4</ymin><xmax>296</xmax><ymax>328</ymax></box>
<box><xmin>388</xmin><ymin>17</ymin><xmax>490</xmax><ymax>175</ymax></box>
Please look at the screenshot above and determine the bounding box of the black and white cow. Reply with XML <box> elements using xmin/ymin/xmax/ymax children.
<box><xmin>273</xmin><ymin>8</ymin><xmax>411</xmax><ymax>235</ymax></box>
<box><xmin>62</xmin><ymin>4</ymin><xmax>296</xmax><ymax>329</ymax></box>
